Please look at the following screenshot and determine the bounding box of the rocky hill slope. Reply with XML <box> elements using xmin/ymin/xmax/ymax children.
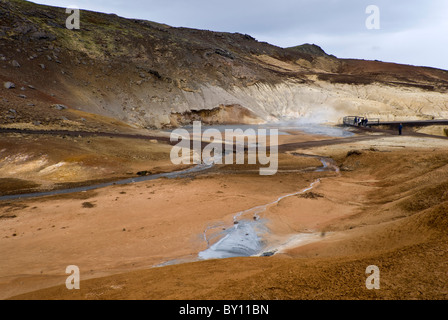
<box><xmin>1</xmin><ymin>0</ymin><xmax>448</xmax><ymax>129</ymax></box>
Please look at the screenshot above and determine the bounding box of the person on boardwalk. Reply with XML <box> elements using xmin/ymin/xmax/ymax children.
<box><xmin>398</xmin><ymin>123</ymin><xmax>403</xmax><ymax>135</ymax></box>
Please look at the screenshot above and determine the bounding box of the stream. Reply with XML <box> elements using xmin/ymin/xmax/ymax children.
<box><xmin>0</xmin><ymin>163</ymin><xmax>214</xmax><ymax>201</ymax></box>
<box><xmin>198</xmin><ymin>154</ymin><xmax>340</xmax><ymax>260</ymax></box>
<box><xmin>1</xmin><ymin>124</ymin><xmax>346</xmax><ymax>264</ymax></box>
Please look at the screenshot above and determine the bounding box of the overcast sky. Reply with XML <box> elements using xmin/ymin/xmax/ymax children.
<box><xmin>31</xmin><ymin>0</ymin><xmax>448</xmax><ymax>70</ymax></box>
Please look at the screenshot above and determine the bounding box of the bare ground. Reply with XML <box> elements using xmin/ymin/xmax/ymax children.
<box><xmin>2</xmin><ymin>131</ymin><xmax>448</xmax><ymax>300</ymax></box>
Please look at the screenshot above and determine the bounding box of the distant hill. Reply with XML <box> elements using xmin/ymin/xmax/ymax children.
<box><xmin>286</xmin><ymin>43</ymin><xmax>332</xmax><ymax>57</ymax></box>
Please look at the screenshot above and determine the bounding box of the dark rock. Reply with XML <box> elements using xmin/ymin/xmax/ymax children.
<box><xmin>30</xmin><ymin>31</ymin><xmax>56</xmax><ymax>41</ymax></box>
<box><xmin>262</xmin><ymin>250</ymin><xmax>277</xmax><ymax>257</ymax></box>
<box><xmin>14</xmin><ymin>24</ymin><xmax>35</xmax><ymax>35</ymax></box>
<box><xmin>244</xmin><ymin>34</ymin><xmax>256</xmax><ymax>41</ymax></box>
<box><xmin>46</xmin><ymin>20</ymin><xmax>64</xmax><ymax>28</ymax></box>
<box><xmin>148</xmin><ymin>69</ymin><xmax>162</xmax><ymax>79</ymax></box>
<box><xmin>52</xmin><ymin>104</ymin><xmax>68</xmax><ymax>110</ymax></box>
<box><xmin>214</xmin><ymin>48</ymin><xmax>235</xmax><ymax>59</ymax></box>
<box><xmin>137</xmin><ymin>170</ymin><xmax>152</xmax><ymax>176</ymax></box>
<box><xmin>18</xmin><ymin>94</ymin><xmax>27</xmax><ymax>99</ymax></box>
<box><xmin>38</xmin><ymin>11</ymin><xmax>56</xmax><ymax>19</ymax></box>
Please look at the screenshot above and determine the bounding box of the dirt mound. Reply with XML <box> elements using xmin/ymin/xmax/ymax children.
<box><xmin>399</xmin><ymin>181</ymin><xmax>448</xmax><ymax>213</ymax></box>
<box><xmin>419</xmin><ymin>203</ymin><xmax>448</xmax><ymax>233</ymax></box>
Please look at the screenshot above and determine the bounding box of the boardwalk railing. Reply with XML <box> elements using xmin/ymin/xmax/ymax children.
<box><xmin>343</xmin><ymin>116</ymin><xmax>380</xmax><ymax>127</ymax></box>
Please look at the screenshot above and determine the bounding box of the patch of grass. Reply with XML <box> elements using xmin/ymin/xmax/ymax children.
<box><xmin>346</xmin><ymin>150</ymin><xmax>363</xmax><ymax>157</ymax></box>
<box><xmin>82</xmin><ymin>202</ymin><xmax>96</xmax><ymax>208</ymax></box>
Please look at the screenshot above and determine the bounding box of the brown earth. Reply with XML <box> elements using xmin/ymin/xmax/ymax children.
<box><xmin>1</xmin><ymin>0</ymin><xmax>448</xmax><ymax>301</ymax></box>
<box><xmin>2</xmin><ymin>132</ymin><xmax>448</xmax><ymax>300</ymax></box>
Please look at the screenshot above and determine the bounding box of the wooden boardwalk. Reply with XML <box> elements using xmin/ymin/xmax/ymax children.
<box><xmin>343</xmin><ymin>116</ymin><xmax>448</xmax><ymax>128</ymax></box>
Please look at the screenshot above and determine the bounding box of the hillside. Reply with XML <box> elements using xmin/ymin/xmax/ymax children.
<box><xmin>1</xmin><ymin>0</ymin><xmax>448</xmax><ymax>129</ymax></box>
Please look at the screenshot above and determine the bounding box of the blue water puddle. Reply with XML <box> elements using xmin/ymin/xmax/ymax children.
<box><xmin>196</xmin><ymin>151</ymin><xmax>341</xmax><ymax>261</ymax></box>
<box><xmin>198</xmin><ymin>179</ymin><xmax>322</xmax><ymax>260</ymax></box>
<box><xmin>199</xmin><ymin>220</ymin><xmax>268</xmax><ymax>260</ymax></box>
